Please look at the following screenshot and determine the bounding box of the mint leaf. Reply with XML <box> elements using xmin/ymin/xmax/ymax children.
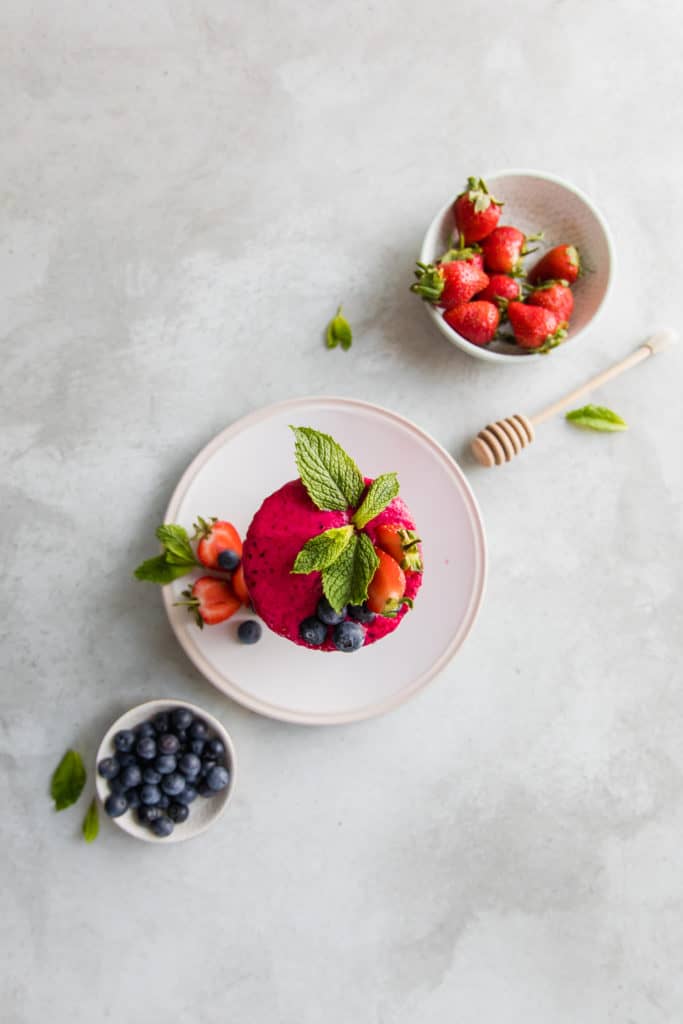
<box><xmin>292</xmin><ymin>526</ymin><xmax>354</xmax><ymax>574</ymax></box>
<box><xmin>82</xmin><ymin>797</ymin><xmax>99</xmax><ymax>843</ymax></box>
<box><xmin>326</xmin><ymin>306</ymin><xmax>352</xmax><ymax>351</ymax></box>
<box><xmin>50</xmin><ymin>750</ymin><xmax>86</xmax><ymax>811</ymax></box>
<box><xmin>134</xmin><ymin>555</ymin><xmax>194</xmax><ymax>584</ymax></box>
<box><xmin>322</xmin><ymin>532</ymin><xmax>379</xmax><ymax>612</ymax></box>
<box><xmin>155</xmin><ymin>524</ymin><xmax>195</xmax><ymax>564</ymax></box>
<box><xmin>352</xmin><ymin>473</ymin><xmax>400</xmax><ymax>529</ymax></box>
<box><xmin>566</xmin><ymin>405</ymin><xmax>627</xmax><ymax>432</ymax></box>
<box><xmin>291</xmin><ymin>426</ymin><xmax>365</xmax><ymax>511</ymax></box>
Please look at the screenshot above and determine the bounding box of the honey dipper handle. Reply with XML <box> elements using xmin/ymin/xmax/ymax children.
<box><xmin>530</xmin><ymin>328</ymin><xmax>678</xmax><ymax>427</ymax></box>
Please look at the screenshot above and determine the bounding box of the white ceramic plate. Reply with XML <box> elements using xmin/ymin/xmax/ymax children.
<box><xmin>95</xmin><ymin>699</ymin><xmax>236</xmax><ymax>844</ymax></box>
<box><xmin>420</xmin><ymin>169</ymin><xmax>615</xmax><ymax>364</ymax></box>
<box><xmin>162</xmin><ymin>398</ymin><xmax>487</xmax><ymax>725</ymax></box>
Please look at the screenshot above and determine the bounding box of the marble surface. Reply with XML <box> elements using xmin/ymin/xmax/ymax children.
<box><xmin>2</xmin><ymin>2</ymin><xmax>683</xmax><ymax>1021</ymax></box>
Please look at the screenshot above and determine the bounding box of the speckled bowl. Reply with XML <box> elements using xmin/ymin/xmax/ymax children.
<box><xmin>95</xmin><ymin>699</ymin><xmax>236</xmax><ymax>844</ymax></box>
<box><xmin>418</xmin><ymin>169</ymin><xmax>615</xmax><ymax>364</ymax></box>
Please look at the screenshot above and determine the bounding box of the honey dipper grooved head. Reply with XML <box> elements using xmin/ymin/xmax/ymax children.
<box><xmin>471</xmin><ymin>414</ymin><xmax>535</xmax><ymax>467</ymax></box>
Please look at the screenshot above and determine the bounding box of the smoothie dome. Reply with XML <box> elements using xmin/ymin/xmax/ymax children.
<box><xmin>242</xmin><ymin>427</ymin><xmax>423</xmax><ymax>652</ymax></box>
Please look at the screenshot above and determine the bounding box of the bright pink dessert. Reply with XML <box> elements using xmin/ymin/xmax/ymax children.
<box><xmin>243</xmin><ymin>478</ymin><xmax>423</xmax><ymax>651</ymax></box>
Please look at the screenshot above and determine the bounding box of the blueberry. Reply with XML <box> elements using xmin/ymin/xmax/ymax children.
<box><xmin>317</xmin><ymin>597</ymin><xmax>346</xmax><ymax>625</ymax></box>
<box><xmin>201</xmin><ymin>760</ymin><xmax>217</xmax><ymax>778</ymax></box>
<box><xmin>206</xmin><ymin>765</ymin><xmax>230</xmax><ymax>792</ymax></box>
<box><xmin>139</xmin><ymin>784</ymin><xmax>161</xmax><ymax>806</ymax></box>
<box><xmin>126</xmin><ymin>787</ymin><xmax>141</xmax><ymax>810</ymax></box>
<box><xmin>157</xmin><ymin>793</ymin><xmax>170</xmax><ymax>809</ymax></box>
<box><xmin>175</xmin><ymin>784</ymin><xmax>198</xmax><ymax>805</ymax></box>
<box><xmin>154</xmin><ymin>754</ymin><xmax>177</xmax><ymax>775</ymax></box>
<box><xmin>299</xmin><ymin>616</ymin><xmax>327</xmax><ymax>646</ymax></box>
<box><xmin>333</xmin><ymin>620</ymin><xmax>365</xmax><ymax>653</ymax></box>
<box><xmin>137</xmin><ymin>805</ymin><xmax>163</xmax><ymax>824</ymax></box>
<box><xmin>152</xmin><ymin>711</ymin><xmax>170</xmax><ymax>734</ymax></box>
<box><xmin>136</xmin><ymin>737</ymin><xmax>157</xmax><ymax>761</ymax></box>
<box><xmin>198</xmin><ymin>780</ymin><xmax>213</xmax><ymax>798</ymax></box>
<box><xmin>188</xmin><ymin>719</ymin><xmax>209</xmax><ymax>741</ymax></box>
<box><xmin>157</xmin><ymin>733</ymin><xmax>180</xmax><ymax>755</ymax></box>
<box><xmin>171</xmin><ymin>707</ymin><xmax>193</xmax><ymax>731</ymax></box>
<box><xmin>120</xmin><ymin>764</ymin><xmax>142</xmax><ymax>789</ymax></box>
<box><xmin>97</xmin><ymin>757</ymin><xmax>119</xmax><ymax>780</ymax></box>
<box><xmin>161</xmin><ymin>772</ymin><xmax>186</xmax><ymax>796</ymax></box>
<box><xmin>174</xmin><ymin>728</ymin><xmax>188</xmax><ymax>747</ymax></box>
<box><xmin>114</xmin><ymin>751</ymin><xmax>137</xmax><ymax>768</ymax></box>
<box><xmin>109</xmin><ymin>776</ymin><xmax>129</xmax><ymax>795</ymax></box>
<box><xmin>114</xmin><ymin>729</ymin><xmax>136</xmax><ymax>753</ymax></box>
<box><xmin>143</xmin><ymin>767</ymin><xmax>162</xmax><ymax>785</ymax></box>
<box><xmin>237</xmin><ymin>619</ymin><xmax>262</xmax><ymax>644</ymax></box>
<box><xmin>135</xmin><ymin>721</ymin><xmax>155</xmax><ymax>739</ymax></box>
<box><xmin>205</xmin><ymin>738</ymin><xmax>226</xmax><ymax>760</ymax></box>
<box><xmin>216</xmin><ymin>548</ymin><xmax>241</xmax><ymax>571</ymax></box>
<box><xmin>168</xmin><ymin>802</ymin><xmax>189</xmax><ymax>824</ymax></box>
<box><xmin>150</xmin><ymin>815</ymin><xmax>174</xmax><ymax>838</ymax></box>
<box><xmin>189</xmin><ymin>738</ymin><xmax>205</xmax><ymax>756</ymax></box>
<box><xmin>348</xmin><ymin>603</ymin><xmax>376</xmax><ymax>624</ymax></box>
<box><xmin>178</xmin><ymin>753</ymin><xmax>201</xmax><ymax>777</ymax></box>
<box><xmin>104</xmin><ymin>793</ymin><xmax>128</xmax><ymax>817</ymax></box>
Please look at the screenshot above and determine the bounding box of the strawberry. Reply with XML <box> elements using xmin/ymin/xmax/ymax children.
<box><xmin>367</xmin><ymin>548</ymin><xmax>408</xmax><ymax>617</ymax></box>
<box><xmin>475</xmin><ymin>274</ymin><xmax>521</xmax><ymax>306</ymax></box>
<box><xmin>443</xmin><ymin>301</ymin><xmax>499</xmax><ymax>346</ymax></box>
<box><xmin>481</xmin><ymin>226</ymin><xmax>543</xmax><ymax>275</ymax></box>
<box><xmin>527</xmin><ymin>280</ymin><xmax>574</xmax><ymax>325</ymax></box>
<box><xmin>193</xmin><ymin>517</ymin><xmax>243</xmax><ymax>571</ymax></box>
<box><xmin>175</xmin><ymin>577</ymin><xmax>241</xmax><ymax>628</ymax></box>
<box><xmin>507</xmin><ymin>301</ymin><xmax>567</xmax><ymax>351</ymax></box>
<box><xmin>438</xmin><ymin>244</ymin><xmax>484</xmax><ymax>271</ymax></box>
<box><xmin>375</xmin><ymin>524</ymin><xmax>423</xmax><ymax>572</ymax></box>
<box><xmin>231</xmin><ymin>563</ymin><xmax>250</xmax><ymax>606</ymax></box>
<box><xmin>411</xmin><ymin>260</ymin><xmax>488</xmax><ymax>309</ymax></box>
<box><xmin>528</xmin><ymin>244</ymin><xmax>581</xmax><ymax>285</ymax></box>
<box><xmin>453</xmin><ymin>176</ymin><xmax>503</xmax><ymax>244</ymax></box>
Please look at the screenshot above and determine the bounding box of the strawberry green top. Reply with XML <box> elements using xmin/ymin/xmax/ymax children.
<box><xmin>242</xmin><ymin>478</ymin><xmax>422</xmax><ymax>651</ymax></box>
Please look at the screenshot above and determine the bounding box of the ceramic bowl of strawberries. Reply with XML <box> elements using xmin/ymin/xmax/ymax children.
<box><xmin>413</xmin><ymin>170</ymin><xmax>614</xmax><ymax>363</ymax></box>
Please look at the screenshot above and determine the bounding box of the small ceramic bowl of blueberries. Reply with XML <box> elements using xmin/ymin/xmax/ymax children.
<box><xmin>95</xmin><ymin>699</ymin><xmax>236</xmax><ymax>843</ymax></box>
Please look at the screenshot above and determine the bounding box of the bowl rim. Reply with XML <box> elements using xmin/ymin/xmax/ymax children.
<box><xmin>418</xmin><ymin>167</ymin><xmax>616</xmax><ymax>365</ymax></box>
<box><xmin>95</xmin><ymin>698</ymin><xmax>236</xmax><ymax>844</ymax></box>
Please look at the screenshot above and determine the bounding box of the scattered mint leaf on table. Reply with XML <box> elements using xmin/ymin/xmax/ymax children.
<box><xmin>290</xmin><ymin>426</ymin><xmax>365</xmax><ymax>511</ymax></box>
<box><xmin>322</xmin><ymin>532</ymin><xmax>379</xmax><ymax>612</ymax></box>
<box><xmin>82</xmin><ymin>797</ymin><xmax>99</xmax><ymax>843</ymax></box>
<box><xmin>353</xmin><ymin>472</ymin><xmax>400</xmax><ymax>529</ymax></box>
<box><xmin>326</xmin><ymin>306</ymin><xmax>352</xmax><ymax>350</ymax></box>
<box><xmin>51</xmin><ymin>750</ymin><xmax>86</xmax><ymax>811</ymax></box>
<box><xmin>566</xmin><ymin>405</ymin><xmax>627</xmax><ymax>432</ymax></box>
<box><xmin>291</xmin><ymin>526</ymin><xmax>355</xmax><ymax>574</ymax></box>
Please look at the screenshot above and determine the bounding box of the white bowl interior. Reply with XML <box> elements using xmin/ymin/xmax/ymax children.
<box><xmin>420</xmin><ymin>171</ymin><xmax>613</xmax><ymax>363</ymax></box>
<box><xmin>95</xmin><ymin>699</ymin><xmax>236</xmax><ymax>844</ymax></box>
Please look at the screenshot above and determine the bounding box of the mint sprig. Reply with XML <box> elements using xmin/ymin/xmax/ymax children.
<box><xmin>322</xmin><ymin>533</ymin><xmax>379</xmax><ymax>612</ymax></box>
<box><xmin>292</xmin><ymin>526</ymin><xmax>354</xmax><ymax>574</ymax></box>
<box><xmin>566</xmin><ymin>405</ymin><xmax>627</xmax><ymax>432</ymax></box>
<box><xmin>353</xmin><ymin>473</ymin><xmax>399</xmax><ymax>529</ymax></box>
<box><xmin>291</xmin><ymin>426</ymin><xmax>365</xmax><ymax>511</ymax></box>
<box><xmin>51</xmin><ymin>750</ymin><xmax>86</xmax><ymax>811</ymax></box>
<box><xmin>134</xmin><ymin>523</ymin><xmax>199</xmax><ymax>584</ymax></box>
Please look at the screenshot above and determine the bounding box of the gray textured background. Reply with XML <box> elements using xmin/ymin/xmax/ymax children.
<box><xmin>2</xmin><ymin>2</ymin><xmax>683</xmax><ymax>1021</ymax></box>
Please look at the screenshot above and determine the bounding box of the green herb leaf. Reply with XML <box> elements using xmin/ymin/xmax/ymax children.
<box><xmin>322</xmin><ymin>532</ymin><xmax>379</xmax><ymax>612</ymax></box>
<box><xmin>50</xmin><ymin>750</ymin><xmax>86</xmax><ymax>811</ymax></box>
<box><xmin>82</xmin><ymin>797</ymin><xmax>99</xmax><ymax>843</ymax></box>
<box><xmin>155</xmin><ymin>524</ymin><xmax>195</xmax><ymax>564</ymax></box>
<box><xmin>291</xmin><ymin>525</ymin><xmax>355</xmax><ymax>574</ymax></box>
<box><xmin>566</xmin><ymin>405</ymin><xmax>628</xmax><ymax>432</ymax></box>
<box><xmin>326</xmin><ymin>306</ymin><xmax>352</xmax><ymax>351</ymax></box>
<box><xmin>352</xmin><ymin>473</ymin><xmax>400</xmax><ymax>529</ymax></box>
<box><xmin>291</xmin><ymin>426</ymin><xmax>365</xmax><ymax>511</ymax></box>
<box><xmin>134</xmin><ymin>554</ymin><xmax>195</xmax><ymax>584</ymax></box>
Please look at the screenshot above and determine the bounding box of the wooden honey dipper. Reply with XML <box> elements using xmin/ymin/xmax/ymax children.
<box><xmin>471</xmin><ymin>328</ymin><xmax>678</xmax><ymax>467</ymax></box>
